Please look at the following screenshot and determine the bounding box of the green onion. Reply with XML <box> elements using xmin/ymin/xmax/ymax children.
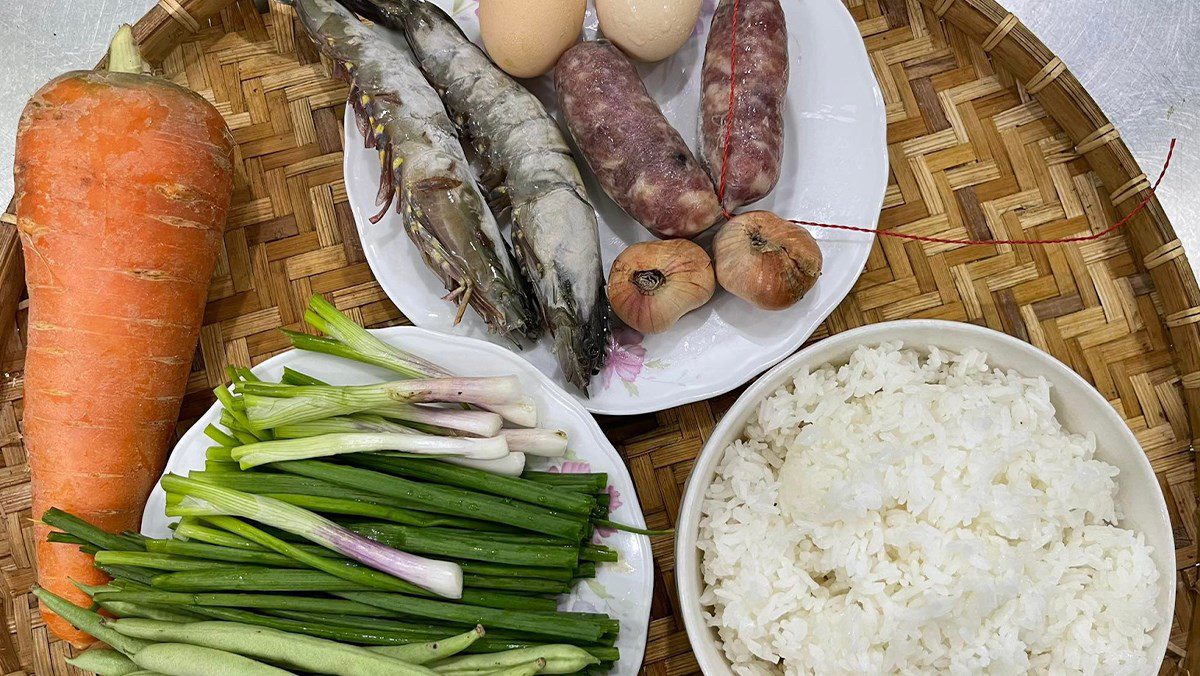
<box><xmin>161</xmin><ymin>474</ymin><xmax>463</xmax><ymax>598</ymax></box>
<box><xmin>237</xmin><ymin>376</ymin><xmax>521</xmax><ymax>429</ymax></box>
<box><xmin>292</xmin><ymin>296</ymin><xmax>537</xmax><ymax>427</ymax></box>
<box><xmin>276</xmin><ymin>408</ymin><xmax>502</xmax><ymax>439</ymax></box>
<box><xmin>231</xmin><ymin>432</ymin><xmax>509</xmax><ymax>469</ymax></box>
<box><xmin>495</xmin><ymin>429</ymin><xmax>568</xmax><ymax>458</ymax></box>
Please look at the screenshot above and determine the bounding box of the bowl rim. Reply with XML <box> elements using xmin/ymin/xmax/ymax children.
<box><xmin>674</xmin><ymin>318</ymin><xmax>1176</xmax><ymax>674</ymax></box>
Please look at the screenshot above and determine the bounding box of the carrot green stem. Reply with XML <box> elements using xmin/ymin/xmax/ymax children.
<box><xmin>107</xmin><ymin>24</ymin><xmax>143</xmax><ymax>74</ymax></box>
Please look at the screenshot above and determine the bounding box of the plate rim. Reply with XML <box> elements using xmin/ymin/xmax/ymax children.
<box><xmin>341</xmin><ymin>0</ymin><xmax>889</xmax><ymax>416</ymax></box>
<box><xmin>673</xmin><ymin>319</ymin><xmax>1176</xmax><ymax>674</ymax></box>
<box><xmin>141</xmin><ymin>325</ymin><xmax>653</xmax><ymax>674</ymax></box>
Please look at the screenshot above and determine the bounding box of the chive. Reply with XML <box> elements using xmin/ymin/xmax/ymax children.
<box><xmin>151</xmin><ymin>567</ymin><xmax>373</xmax><ymax>593</ymax></box>
<box><xmin>352</xmin><ymin>455</ymin><xmax>595</xmax><ymax>516</ymax></box>
<box><xmin>456</xmin><ymin>562</ymin><xmax>573</xmax><ymax>582</ymax></box>
<box><xmin>336</xmin><ymin>592</ymin><xmax>606</xmax><ymax>643</ymax></box>
<box><xmin>460</xmin><ymin>575</ymin><xmax>570</xmax><ymax>594</ymax></box>
<box><xmin>144</xmin><ymin>539</ymin><xmax>305</xmax><ymax>568</ymax></box>
<box><xmin>204</xmin><ymin>424</ymin><xmax>240</xmax><ymax>447</ymax></box>
<box><xmin>281</xmin><ymin>365</ymin><xmax>327</xmax><ymax>386</ymax></box>
<box><xmin>94</xmin><ymin>551</ymin><xmax>242</xmax><ymax>572</ymax></box>
<box><xmin>519</xmin><ymin>472</ymin><xmax>608</xmax><ymax>493</ymax></box>
<box><xmin>592</xmin><ymin>518</ymin><xmax>673</xmax><ymax>536</ymax></box>
<box><xmin>41</xmin><ymin>509</ymin><xmax>145</xmax><ymax>553</ymax></box>
<box><xmin>214</xmin><ymin>384</ymin><xmax>271</xmax><ymax>441</ymax></box>
<box><xmin>347</xmin><ymin>524</ymin><xmax>579</xmax><ymax>569</ymax></box>
<box><xmin>279</xmin><ymin>460</ymin><xmax>585</xmax><ymax>541</ymax></box>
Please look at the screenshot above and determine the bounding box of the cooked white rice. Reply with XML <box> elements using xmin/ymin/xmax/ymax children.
<box><xmin>697</xmin><ymin>343</ymin><xmax>1159</xmax><ymax>675</ymax></box>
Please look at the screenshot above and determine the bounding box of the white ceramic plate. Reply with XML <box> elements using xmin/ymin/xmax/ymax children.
<box><xmin>675</xmin><ymin>320</ymin><xmax>1175</xmax><ymax>674</ymax></box>
<box><xmin>343</xmin><ymin>0</ymin><xmax>888</xmax><ymax>415</ymax></box>
<box><xmin>142</xmin><ymin>327</ymin><xmax>653</xmax><ymax>674</ymax></box>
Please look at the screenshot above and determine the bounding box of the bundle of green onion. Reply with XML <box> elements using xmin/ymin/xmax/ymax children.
<box><xmin>45</xmin><ymin>295</ymin><xmax>666</xmax><ymax>675</ymax></box>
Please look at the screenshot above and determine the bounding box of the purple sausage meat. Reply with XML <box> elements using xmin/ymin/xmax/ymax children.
<box><xmin>699</xmin><ymin>0</ymin><xmax>788</xmax><ymax>211</ymax></box>
<box><xmin>556</xmin><ymin>41</ymin><xmax>723</xmax><ymax>240</ymax></box>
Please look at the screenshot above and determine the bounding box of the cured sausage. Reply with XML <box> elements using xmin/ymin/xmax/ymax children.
<box><xmin>699</xmin><ymin>0</ymin><xmax>788</xmax><ymax>210</ymax></box>
<box><xmin>556</xmin><ymin>41</ymin><xmax>723</xmax><ymax>239</ymax></box>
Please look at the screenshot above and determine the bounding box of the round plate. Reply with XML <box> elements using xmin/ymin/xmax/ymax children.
<box><xmin>344</xmin><ymin>0</ymin><xmax>888</xmax><ymax>414</ymax></box>
<box><xmin>675</xmin><ymin>320</ymin><xmax>1175</xmax><ymax>673</ymax></box>
<box><xmin>142</xmin><ymin>327</ymin><xmax>653</xmax><ymax>675</ymax></box>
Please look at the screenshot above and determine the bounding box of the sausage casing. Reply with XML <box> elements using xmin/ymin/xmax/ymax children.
<box><xmin>556</xmin><ymin>41</ymin><xmax>723</xmax><ymax>239</ymax></box>
<box><xmin>699</xmin><ymin>0</ymin><xmax>789</xmax><ymax>210</ymax></box>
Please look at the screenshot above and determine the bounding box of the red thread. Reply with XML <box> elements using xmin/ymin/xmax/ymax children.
<box><xmin>716</xmin><ymin>0</ymin><xmax>1175</xmax><ymax>247</ymax></box>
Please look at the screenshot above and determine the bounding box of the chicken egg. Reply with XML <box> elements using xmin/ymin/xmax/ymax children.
<box><xmin>479</xmin><ymin>0</ymin><xmax>586</xmax><ymax>78</ymax></box>
<box><xmin>597</xmin><ymin>0</ymin><xmax>702</xmax><ymax>62</ymax></box>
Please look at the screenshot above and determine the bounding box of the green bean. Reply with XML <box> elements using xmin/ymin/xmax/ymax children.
<box><xmin>108</xmin><ymin>619</ymin><xmax>435</xmax><ymax>676</ymax></box>
<box><xmin>357</xmin><ymin>456</ymin><xmax>595</xmax><ymax>516</ymax></box>
<box><xmin>573</xmin><ymin>563</ymin><xmax>596</xmax><ymax>579</ymax></box>
<box><xmin>130</xmin><ymin>642</ymin><xmax>291</xmax><ymax>676</ymax></box>
<box><xmin>144</xmin><ymin>539</ymin><xmax>305</xmax><ymax>567</ymax></box>
<box><xmin>94</xmin><ymin>551</ymin><xmax>241</xmax><ymax>572</ymax></box>
<box><xmin>30</xmin><ymin>586</ymin><xmax>151</xmax><ymax>656</ymax></box>
<box><xmin>367</xmin><ymin>626</ymin><xmax>485</xmax><ymax>664</ymax></box>
<box><xmin>41</xmin><ymin>508</ymin><xmax>145</xmax><ymax>553</ymax></box>
<box><xmin>337</xmin><ymin>592</ymin><xmax>606</xmax><ymax>643</ymax></box>
<box><xmin>95</xmin><ymin>590</ymin><xmax>395</xmax><ymax>617</ymax></box>
<box><xmin>348</xmin><ymin>524</ymin><xmax>579</xmax><ymax>569</ymax></box>
<box><xmin>279</xmin><ymin>461</ymin><xmax>585</xmax><ymax>541</ymax></box>
<box><xmin>97</xmin><ymin>600</ymin><xmax>205</xmax><ymax>623</ymax></box>
<box><xmin>181</xmin><ymin>606</ymin><xmax>610</xmax><ymax>658</ymax></box>
<box><xmin>482</xmin><ymin>658</ymin><xmax>545</xmax><ymax>676</ymax></box>
<box><xmin>432</xmin><ymin>643</ymin><xmax>600</xmax><ymax>672</ymax></box>
<box><xmin>66</xmin><ymin>649</ymin><xmax>140</xmax><ymax>676</ymax></box>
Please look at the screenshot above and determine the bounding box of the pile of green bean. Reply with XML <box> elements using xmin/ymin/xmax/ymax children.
<box><xmin>39</xmin><ymin>583</ymin><xmax>598</xmax><ymax>676</ymax></box>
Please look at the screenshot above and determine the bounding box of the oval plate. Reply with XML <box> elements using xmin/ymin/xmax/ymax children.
<box><xmin>142</xmin><ymin>327</ymin><xmax>653</xmax><ymax>674</ymax></box>
<box><xmin>344</xmin><ymin>0</ymin><xmax>887</xmax><ymax>414</ymax></box>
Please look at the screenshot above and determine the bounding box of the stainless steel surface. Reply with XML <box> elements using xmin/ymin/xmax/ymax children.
<box><xmin>0</xmin><ymin>0</ymin><xmax>1196</xmax><ymax>262</ymax></box>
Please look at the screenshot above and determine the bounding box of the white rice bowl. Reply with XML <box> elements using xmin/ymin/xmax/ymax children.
<box><xmin>696</xmin><ymin>342</ymin><xmax>1160</xmax><ymax>674</ymax></box>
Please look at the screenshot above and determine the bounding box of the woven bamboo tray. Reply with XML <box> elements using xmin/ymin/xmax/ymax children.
<box><xmin>0</xmin><ymin>0</ymin><xmax>1197</xmax><ymax>673</ymax></box>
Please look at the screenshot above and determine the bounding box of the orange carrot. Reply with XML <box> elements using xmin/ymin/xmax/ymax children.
<box><xmin>13</xmin><ymin>25</ymin><xmax>233</xmax><ymax>646</ymax></box>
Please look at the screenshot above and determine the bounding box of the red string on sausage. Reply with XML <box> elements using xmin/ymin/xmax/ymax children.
<box><xmin>714</xmin><ymin>0</ymin><xmax>1176</xmax><ymax>246</ymax></box>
